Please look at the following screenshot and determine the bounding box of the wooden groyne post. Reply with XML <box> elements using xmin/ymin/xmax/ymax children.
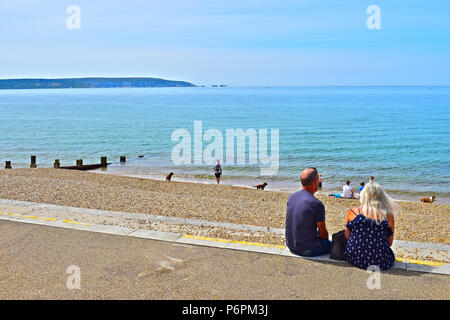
<box><xmin>30</xmin><ymin>155</ymin><xmax>37</xmax><ymax>168</ymax></box>
<box><xmin>54</xmin><ymin>159</ymin><xmax>60</xmax><ymax>168</ymax></box>
<box><xmin>5</xmin><ymin>161</ymin><xmax>12</xmax><ymax>169</ymax></box>
<box><xmin>120</xmin><ymin>156</ymin><xmax>126</xmax><ymax>163</ymax></box>
<box><xmin>101</xmin><ymin>156</ymin><xmax>107</xmax><ymax>166</ymax></box>
<box><xmin>76</xmin><ymin>159</ymin><xmax>83</xmax><ymax>167</ymax></box>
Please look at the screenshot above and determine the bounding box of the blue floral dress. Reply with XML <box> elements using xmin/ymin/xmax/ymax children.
<box><xmin>344</xmin><ymin>214</ymin><xmax>395</xmax><ymax>271</ymax></box>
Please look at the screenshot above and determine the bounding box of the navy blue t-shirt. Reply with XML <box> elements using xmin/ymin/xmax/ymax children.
<box><xmin>285</xmin><ymin>189</ymin><xmax>326</xmax><ymax>253</ymax></box>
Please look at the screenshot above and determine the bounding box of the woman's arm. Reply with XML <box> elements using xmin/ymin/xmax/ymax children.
<box><xmin>345</xmin><ymin>227</ymin><xmax>351</xmax><ymax>240</ymax></box>
<box><xmin>344</xmin><ymin>207</ymin><xmax>357</xmax><ymax>240</ymax></box>
<box><xmin>387</xmin><ymin>213</ymin><xmax>395</xmax><ymax>246</ymax></box>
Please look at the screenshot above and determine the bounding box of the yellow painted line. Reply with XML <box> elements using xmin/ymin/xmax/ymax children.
<box><xmin>407</xmin><ymin>259</ymin><xmax>444</xmax><ymax>267</ymax></box>
<box><xmin>183</xmin><ymin>234</ymin><xmax>285</xmax><ymax>249</ymax></box>
<box><xmin>1</xmin><ymin>210</ymin><xmax>89</xmax><ymax>225</ymax></box>
<box><xmin>184</xmin><ymin>236</ymin><xmax>445</xmax><ymax>264</ymax></box>
<box><xmin>182</xmin><ymin>234</ymin><xmax>231</xmax><ymax>243</ymax></box>
<box><xmin>231</xmin><ymin>240</ymin><xmax>286</xmax><ymax>250</ymax></box>
<box><xmin>40</xmin><ymin>217</ymin><xmax>57</xmax><ymax>221</ymax></box>
<box><xmin>3</xmin><ymin>213</ymin><xmax>57</xmax><ymax>221</ymax></box>
<box><xmin>6</xmin><ymin>213</ymin><xmax>20</xmax><ymax>216</ymax></box>
<box><xmin>24</xmin><ymin>215</ymin><xmax>57</xmax><ymax>221</ymax></box>
<box><xmin>396</xmin><ymin>257</ymin><xmax>444</xmax><ymax>266</ymax></box>
<box><xmin>1</xmin><ymin>210</ymin><xmax>91</xmax><ymax>226</ymax></box>
<box><xmin>62</xmin><ymin>219</ymin><xmax>92</xmax><ymax>226</ymax></box>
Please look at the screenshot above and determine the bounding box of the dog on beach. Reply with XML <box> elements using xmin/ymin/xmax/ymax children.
<box><xmin>420</xmin><ymin>196</ymin><xmax>436</xmax><ymax>203</ymax></box>
<box><xmin>254</xmin><ymin>182</ymin><xmax>268</xmax><ymax>190</ymax></box>
<box><xmin>166</xmin><ymin>172</ymin><xmax>174</xmax><ymax>182</ymax></box>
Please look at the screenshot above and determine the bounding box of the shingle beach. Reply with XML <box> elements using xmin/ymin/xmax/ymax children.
<box><xmin>1</xmin><ymin>168</ymin><xmax>448</xmax><ymax>248</ymax></box>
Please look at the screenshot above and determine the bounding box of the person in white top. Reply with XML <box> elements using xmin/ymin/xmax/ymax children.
<box><xmin>342</xmin><ymin>180</ymin><xmax>355</xmax><ymax>199</ymax></box>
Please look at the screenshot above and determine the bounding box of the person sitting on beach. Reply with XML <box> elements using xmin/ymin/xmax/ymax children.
<box><xmin>342</xmin><ymin>180</ymin><xmax>355</xmax><ymax>198</ymax></box>
<box><xmin>318</xmin><ymin>174</ymin><xmax>323</xmax><ymax>190</ymax></box>
<box><xmin>213</xmin><ymin>160</ymin><xmax>222</xmax><ymax>184</ymax></box>
<box><xmin>329</xmin><ymin>180</ymin><xmax>355</xmax><ymax>199</ymax></box>
<box><xmin>359</xmin><ymin>181</ymin><xmax>365</xmax><ymax>192</ymax></box>
<box><xmin>344</xmin><ymin>182</ymin><xmax>397</xmax><ymax>271</ymax></box>
<box><xmin>285</xmin><ymin>167</ymin><xmax>331</xmax><ymax>257</ymax></box>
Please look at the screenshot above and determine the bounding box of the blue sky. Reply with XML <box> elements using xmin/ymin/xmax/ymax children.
<box><xmin>1</xmin><ymin>0</ymin><xmax>449</xmax><ymax>86</ymax></box>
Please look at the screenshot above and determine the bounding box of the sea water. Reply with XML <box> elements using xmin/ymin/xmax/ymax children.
<box><xmin>0</xmin><ymin>86</ymin><xmax>449</xmax><ymax>202</ymax></box>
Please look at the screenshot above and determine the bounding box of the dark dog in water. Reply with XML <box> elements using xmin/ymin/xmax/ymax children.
<box><xmin>166</xmin><ymin>172</ymin><xmax>174</xmax><ymax>182</ymax></box>
<box><xmin>254</xmin><ymin>182</ymin><xmax>268</xmax><ymax>190</ymax></box>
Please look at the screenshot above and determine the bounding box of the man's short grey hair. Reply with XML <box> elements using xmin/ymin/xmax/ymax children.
<box><xmin>301</xmin><ymin>168</ymin><xmax>318</xmax><ymax>186</ymax></box>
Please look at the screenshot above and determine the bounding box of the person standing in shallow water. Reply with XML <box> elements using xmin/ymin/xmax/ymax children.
<box><xmin>213</xmin><ymin>160</ymin><xmax>222</xmax><ymax>184</ymax></box>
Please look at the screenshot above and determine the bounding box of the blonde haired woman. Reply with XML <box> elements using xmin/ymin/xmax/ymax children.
<box><xmin>344</xmin><ymin>182</ymin><xmax>398</xmax><ymax>271</ymax></box>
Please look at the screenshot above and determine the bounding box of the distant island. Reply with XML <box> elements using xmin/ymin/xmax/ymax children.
<box><xmin>0</xmin><ymin>77</ymin><xmax>196</xmax><ymax>89</ymax></box>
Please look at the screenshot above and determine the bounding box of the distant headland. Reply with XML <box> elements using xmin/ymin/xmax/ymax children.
<box><xmin>0</xmin><ymin>77</ymin><xmax>196</xmax><ymax>89</ymax></box>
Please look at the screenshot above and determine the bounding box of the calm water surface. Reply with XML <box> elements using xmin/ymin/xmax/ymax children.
<box><xmin>0</xmin><ymin>86</ymin><xmax>449</xmax><ymax>202</ymax></box>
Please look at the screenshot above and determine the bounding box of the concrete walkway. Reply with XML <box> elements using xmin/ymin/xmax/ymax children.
<box><xmin>0</xmin><ymin>219</ymin><xmax>449</xmax><ymax>299</ymax></box>
<box><xmin>0</xmin><ymin>198</ymin><xmax>449</xmax><ymax>275</ymax></box>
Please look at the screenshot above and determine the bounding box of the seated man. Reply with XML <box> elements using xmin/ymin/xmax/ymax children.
<box><xmin>342</xmin><ymin>180</ymin><xmax>355</xmax><ymax>199</ymax></box>
<box><xmin>285</xmin><ymin>167</ymin><xmax>331</xmax><ymax>257</ymax></box>
<box><xmin>329</xmin><ymin>180</ymin><xmax>355</xmax><ymax>199</ymax></box>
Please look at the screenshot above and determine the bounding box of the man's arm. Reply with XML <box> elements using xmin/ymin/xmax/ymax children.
<box><xmin>317</xmin><ymin>221</ymin><xmax>328</xmax><ymax>240</ymax></box>
<box><xmin>315</xmin><ymin>202</ymin><xmax>328</xmax><ymax>240</ymax></box>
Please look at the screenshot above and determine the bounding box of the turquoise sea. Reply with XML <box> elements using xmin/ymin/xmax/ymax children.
<box><xmin>0</xmin><ymin>86</ymin><xmax>449</xmax><ymax>203</ymax></box>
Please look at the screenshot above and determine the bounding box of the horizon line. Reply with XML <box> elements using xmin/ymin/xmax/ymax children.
<box><xmin>0</xmin><ymin>77</ymin><xmax>449</xmax><ymax>88</ymax></box>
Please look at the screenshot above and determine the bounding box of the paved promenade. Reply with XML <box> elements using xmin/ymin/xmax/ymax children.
<box><xmin>0</xmin><ymin>219</ymin><xmax>448</xmax><ymax>299</ymax></box>
<box><xmin>0</xmin><ymin>198</ymin><xmax>449</xmax><ymax>271</ymax></box>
